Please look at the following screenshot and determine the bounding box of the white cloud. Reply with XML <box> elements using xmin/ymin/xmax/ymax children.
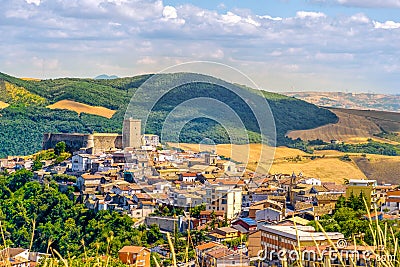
<box><xmin>32</xmin><ymin>57</ymin><xmax>59</xmax><ymax>70</ymax></box>
<box><xmin>296</xmin><ymin>11</ymin><xmax>326</xmax><ymax>19</ymax></box>
<box><xmin>257</xmin><ymin>15</ymin><xmax>282</xmax><ymax>21</ymax></box>
<box><xmin>108</xmin><ymin>22</ymin><xmax>121</xmax><ymax>27</ymax></box>
<box><xmin>350</xmin><ymin>13</ymin><xmax>370</xmax><ymax>23</ymax></box>
<box><xmin>315</xmin><ymin>52</ymin><xmax>354</xmax><ymax>61</ymax></box>
<box><xmin>217</xmin><ymin>3</ymin><xmax>226</xmax><ymax>9</ymax></box>
<box><xmin>137</xmin><ymin>56</ymin><xmax>157</xmax><ymax>65</ymax></box>
<box><xmin>244</xmin><ymin>16</ymin><xmax>260</xmax><ymax>27</ymax></box>
<box><xmin>221</xmin><ymin>11</ymin><xmax>242</xmax><ymax>24</ymax></box>
<box><xmin>26</xmin><ymin>0</ymin><xmax>40</xmax><ymax>6</ymax></box>
<box><xmin>0</xmin><ymin>0</ymin><xmax>400</xmax><ymax>93</ymax></box>
<box><xmin>373</xmin><ymin>20</ymin><xmax>400</xmax><ymax>29</ymax></box>
<box><xmin>163</xmin><ymin>5</ymin><xmax>178</xmax><ymax>19</ymax></box>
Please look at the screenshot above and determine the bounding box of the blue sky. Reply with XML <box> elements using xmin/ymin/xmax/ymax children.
<box><xmin>1</xmin><ymin>0</ymin><xmax>400</xmax><ymax>94</ymax></box>
<box><xmin>165</xmin><ymin>0</ymin><xmax>400</xmax><ymax>21</ymax></box>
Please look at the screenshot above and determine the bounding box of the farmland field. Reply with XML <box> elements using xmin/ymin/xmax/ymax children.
<box><xmin>173</xmin><ymin>143</ymin><xmax>375</xmax><ymax>183</ymax></box>
<box><xmin>286</xmin><ymin>109</ymin><xmax>381</xmax><ymax>142</ymax></box>
<box><xmin>47</xmin><ymin>99</ymin><xmax>116</xmax><ymax>119</ymax></box>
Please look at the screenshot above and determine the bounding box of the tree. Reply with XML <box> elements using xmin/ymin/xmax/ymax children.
<box><xmin>8</xmin><ymin>169</ymin><xmax>34</xmax><ymax>192</ymax></box>
<box><xmin>335</xmin><ymin>195</ymin><xmax>346</xmax><ymax>210</ymax></box>
<box><xmin>54</xmin><ymin>141</ymin><xmax>66</xmax><ymax>156</ymax></box>
<box><xmin>334</xmin><ymin>207</ymin><xmax>356</xmax><ymax>222</ymax></box>
<box><xmin>31</xmin><ymin>159</ymin><xmax>43</xmax><ymax>171</ymax></box>
<box><xmin>147</xmin><ymin>224</ymin><xmax>163</xmax><ymax>244</ymax></box>
<box><xmin>190</xmin><ymin>204</ymin><xmax>205</xmax><ymax>219</ymax></box>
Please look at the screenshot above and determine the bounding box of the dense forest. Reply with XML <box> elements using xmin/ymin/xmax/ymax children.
<box><xmin>0</xmin><ymin>72</ymin><xmax>338</xmax><ymax>157</ymax></box>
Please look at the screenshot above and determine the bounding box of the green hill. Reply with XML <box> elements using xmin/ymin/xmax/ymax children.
<box><xmin>0</xmin><ymin>72</ymin><xmax>338</xmax><ymax>157</ymax></box>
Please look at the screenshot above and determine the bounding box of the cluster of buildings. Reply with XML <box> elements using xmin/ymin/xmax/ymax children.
<box><xmin>1</xmin><ymin>118</ymin><xmax>400</xmax><ymax>267</ymax></box>
<box><xmin>0</xmin><ymin>248</ymin><xmax>49</xmax><ymax>267</ymax></box>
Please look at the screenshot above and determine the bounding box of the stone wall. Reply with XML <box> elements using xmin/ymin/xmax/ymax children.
<box><xmin>92</xmin><ymin>133</ymin><xmax>123</xmax><ymax>153</ymax></box>
<box><xmin>42</xmin><ymin>133</ymin><xmax>91</xmax><ymax>151</ymax></box>
<box><xmin>43</xmin><ymin>133</ymin><xmax>123</xmax><ymax>153</ymax></box>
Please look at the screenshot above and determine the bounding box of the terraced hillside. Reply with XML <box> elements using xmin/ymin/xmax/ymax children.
<box><xmin>354</xmin><ymin>155</ymin><xmax>400</xmax><ymax>185</ymax></box>
<box><xmin>334</xmin><ymin>108</ymin><xmax>400</xmax><ymax>133</ymax></box>
<box><xmin>286</xmin><ymin>108</ymin><xmax>400</xmax><ymax>143</ymax></box>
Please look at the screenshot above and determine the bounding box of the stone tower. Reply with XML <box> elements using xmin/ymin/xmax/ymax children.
<box><xmin>123</xmin><ymin>118</ymin><xmax>141</xmax><ymax>149</ymax></box>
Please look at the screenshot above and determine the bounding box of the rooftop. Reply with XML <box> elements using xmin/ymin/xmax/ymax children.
<box><xmin>259</xmin><ymin>225</ymin><xmax>344</xmax><ymax>241</ymax></box>
<box><xmin>118</xmin><ymin>246</ymin><xmax>147</xmax><ymax>254</ymax></box>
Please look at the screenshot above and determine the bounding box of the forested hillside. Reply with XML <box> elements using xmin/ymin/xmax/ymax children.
<box><xmin>0</xmin><ymin>72</ymin><xmax>338</xmax><ymax>157</ymax></box>
<box><xmin>0</xmin><ymin>170</ymin><xmax>165</xmax><ymax>259</ymax></box>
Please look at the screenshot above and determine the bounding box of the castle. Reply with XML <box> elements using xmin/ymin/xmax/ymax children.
<box><xmin>42</xmin><ymin>118</ymin><xmax>154</xmax><ymax>154</ymax></box>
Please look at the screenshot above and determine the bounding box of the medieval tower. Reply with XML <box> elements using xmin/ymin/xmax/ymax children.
<box><xmin>122</xmin><ymin>118</ymin><xmax>142</xmax><ymax>149</ymax></box>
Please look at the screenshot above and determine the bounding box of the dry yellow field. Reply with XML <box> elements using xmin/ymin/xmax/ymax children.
<box><xmin>0</xmin><ymin>101</ymin><xmax>9</xmax><ymax>109</ymax></box>
<box><xmin>173</xmin><ymin>143</ymin><xmax>367</xmax><ymax>183</ymax></box>
<box><xmin>286</xmin><ymin>110</ymin><xmax>381</xmax><ymax>142</ymax></box>
<box><xmin>20</xmin><ymin>78</ymin><xmax>41</xmax><ymax>81</ymax></box>
<box><xmin>354</xmin><ymin>155</ymin><xmax>400</xmax><ymax>185</ymax></box>
<box><xmin>47</xmin><ymin>100</ymin><xmax>116</xmax><ymax>119</ymax></box>
<box><xmin>270</xmin><ymin>158</ymin><xmax>365</xmax><ymax>183</ymax></box>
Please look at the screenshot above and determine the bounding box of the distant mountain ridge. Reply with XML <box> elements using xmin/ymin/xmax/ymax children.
<box><xmin>284</xmin><ymin>92</ymin><xmax>400</xmax><ymax>113</ymax></box>
<box><xmin>94</xmin><ymin>74</ymin><xmax>119</xmax><ymax>80</ymax></box>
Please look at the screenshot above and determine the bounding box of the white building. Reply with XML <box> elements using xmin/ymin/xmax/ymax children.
<box><xmin>176</xmin><ymin>193</ymin><xmax>203</xmax><ymax>208</ymax></box>
<box><xmin>255</xmin><ymin>207</ymin><xmax>283</xmax><ymax>223</ymax></box>
<box><xmin>302</xmin><ymin>178</ymin><xmax>321</xmax><ymax>186</ymax></box>
<box><xmin>72</xmin><ymin>154</ymin><xmax>92</xmax><ymax>172</ymax></box>
<box><xmin>205</xmin><ymin>185</ymin><xmax>242</xmax><ymax>220</ymax></box>
<box><xmin>142</xmin><ymin>134</ymin><xmax>160</xmax><ymax>147</ymax></box>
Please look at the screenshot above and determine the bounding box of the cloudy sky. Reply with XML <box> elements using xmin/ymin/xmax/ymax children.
<box><xmin>1</xmin><ymin>0</ymin><xmax>400</xmax><ymax>93</ymax></box>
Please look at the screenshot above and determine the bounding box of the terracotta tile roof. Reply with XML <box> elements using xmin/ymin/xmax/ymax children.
<box><xmin>312</xmin><ymin>185</ymin><xmax>329</xmax><ymax>192</ymax></box>
<box><xmin>81</xmin><ymin>173</ymin><xmax>103</xmax><ymax>179</ymax></box>
<box><xmin>118</xmin><ymin>246</ymin><xmax>147</xmax><ymax>254</ymax></box>
<box><xmin>181</xmin><ymin>172</ymin><xmax>197</xmax><ymax>177</ymax></box>
<box><xmin>206</xmin><ymin>247</ymin><xmax>233</xmax><ymax>259</ymax></box>
<box><xmin>323</xmin><ymin>183</ymin><xmax>347</xmax><ymax>192</ymax></box>
<box><xmin>215</xmin><ymin>227</ymin><xmax>238</xmax><ymax>234</ymax></box>
<box><xmin>196</xmin><ymin>242</ymin><xmax>224</xmax><ymax>251</ymax></box>
<box><xmin>134</xmin><ymin>193</ymin><xmax>151</xmax><ymax>199</ymax></box>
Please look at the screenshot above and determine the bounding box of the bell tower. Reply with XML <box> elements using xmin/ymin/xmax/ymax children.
<box><xmin>123</xmin><ymin>118</ymin><xmax>141</xmax><ymax>149</ymax></box>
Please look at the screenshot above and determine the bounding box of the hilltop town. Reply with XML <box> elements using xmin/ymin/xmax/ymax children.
<box><xmin>1</xmin><ymin>118</ymin><xmax>399</xmax><ymax>267</ymax></box>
